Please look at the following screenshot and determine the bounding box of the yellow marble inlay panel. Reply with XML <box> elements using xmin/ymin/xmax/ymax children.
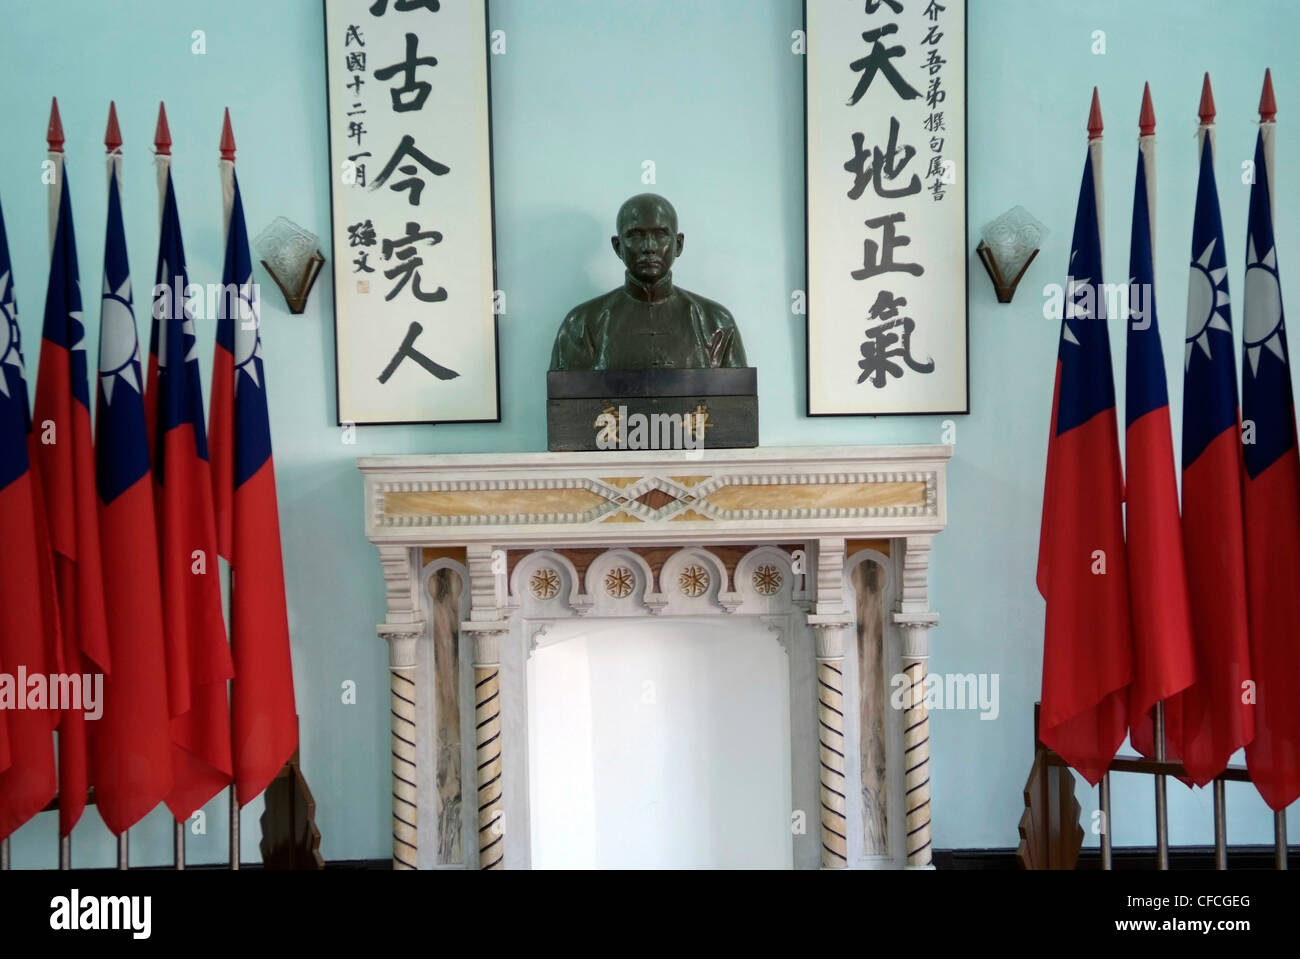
<box><xmin>600</xmin><ymin>511</ymin><xmax>643</xmax><ymax>523</ymax></box>
<box><xmin>599</xmin><ymin>477</ymin><xmax>643</xmax><ymax>490</ymax></box>
<box><xmin>669</xmin><ymin>508</ymin><xmax>713</xmax><ymax>522</ymax></box>
<box><xmin>385</xmin><ymin>487</ymin><xmax>608</xmax><ymax>518</ymax></box>
<box><xmin>704</xmin><ymin>481</ymin><xmax>925</xmax><ymax>512</ymax></box>
<box><xmin>668</xmin><ymin>475</ymin><xmax>710</xmax><ymax>487</ymax></box>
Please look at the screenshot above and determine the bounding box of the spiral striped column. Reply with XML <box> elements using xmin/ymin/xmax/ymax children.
<box><xmin>813</xmin><ymin>624</ymin><xmax>848</xmax><ymax>868</ymax></box>
<box><xmin>473</xmin><ymin>629</ymin><xmax>505</xmax><ymax>870</ymax></box>
<box><xmin>390</xmin><ymin>666</ymin><xmax>419</xmax><ymax>870</ymax></box>
<box><xmin>901</xmin><ymin>654</ymin><xmax>932</xmax><ymax>868</ymax></box>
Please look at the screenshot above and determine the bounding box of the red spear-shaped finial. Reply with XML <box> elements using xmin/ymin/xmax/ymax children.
<box><xmin>1139</xmin><ymin>82</ymin><xmax>1155</xmax><ymax>135</ymax></box>
<box><xmin>1087</xmin><ymin>86</ymin><xmax>1103</xmax><ymax>139</ymax></box>
<box><xmin>105</xmin><ymin>101</ymin><xmax>123</xmax><ymax>154</ymax></box>
<box><xmin>1260</xmin><ymin>67</ymin><xmax>1277</xmax><ymax>122</ymax></box>
<box><xmin>1198</xmin><ymin>73</ymin><xmax>1216</xmax><ymax>124</ymax></box>
<box><xmin>47</xmin><ymin>97</ymin><xmax>65</xmax><ymax>153</ymax></box>
<box><xmin>154</xmin><ymin>101</ymin><xmax>172</xmax><ymax>156</ymax></box>
<box><xmin>219</xmin><ymin>107</ymin><xmax>236</xmax><ymax>162</ymax></box>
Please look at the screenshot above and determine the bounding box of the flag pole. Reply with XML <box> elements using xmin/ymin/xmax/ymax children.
<box><xmin>1194</xmin><ymin>74</ymin><xmax>1231</xmax><ymax>872</ymax></box>
<box><xmin>103</xmin><ymin>101</ymin><xmax>136</xmax><ymax>875</ymax></box>
<box><xmin>1138</xmin><ymin>81</ymin><xmax>1171</xmax><ymax>871</ymax></box>
<box><xmin>47</xmin><ymin>97</ymin><xmax>73</xmax><ymax>873</ymax></box>
<box><xmin>219</xmin><ymin>108</ymin><xmax>241</xmax><ymax>872</ymax></box>
<box><xmin>150</xmin><ymin>102</ymin><xmax>190</xmax><ymax>873</ymax></box>
<box><xmin>1256</xmin><ymin>68</ymin><xmax>1290</xmax><ymax>872</ymax></box>
<box><xmin>1257</xmin><ymin>68</ymin><xmax>1288</xmax><ymax>872</ymax></box>
<box><xmin>218</xmin><ymin>108</ymin><xmax>241</xmax><ymax>868</ymax></box>
<box><xmin>1086</xmin><ymin>88</ymin><xmax>1116</xmax><ymax>873</ymax></box>
<box><xmin>152</xmin><ymin>103</ymin><xmax>193</xmax><ymax>872</ymax></box>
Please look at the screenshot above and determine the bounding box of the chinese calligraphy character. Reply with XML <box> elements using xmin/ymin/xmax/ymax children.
<box><xmin>347</xmin><ymin>73</ymin><xmax>365</xmax><ymax>95</ymax></box>
<box><xmin>843</xmin><ymin>117</ymin><xmax>921</xmax><ymax>200</ymax></box>
<box><xmin>851</xmin><ymin>212</ymin><xmax>923</xmax><ymax>280</ymax></box>
<box><xmin>371</xmin><ymin>134</ymin><xmax>450</xmax><ymax>205</ymax></box>
<box><xmin>378</xmin><ymin>321</ymin><xmax>459</xmax><ymax>384</ymax></box>
<box><xmin>347</xmin><ymin>151</ymin><xmax>371</xmax><ymax>187</ymax></box>
<box><xmin>347</xmin><ymin>120</ymin><xmax>367</xmax><ymax>146</ymax></box>
<box><xmin>344</xmin><ymin>23</ymin><xmax>365</xmax><ymax>47</ymax></box>
<box><xmin>346</xmin><ymin>52</ymin><xmax>367</xmax><ymax>72</ymax></box>
<box><xmin>856</xmin><ymin>290</ymin><xmax>934</xmax><ymax>386</ymax></box>
<box><xmin>373</xmin><ymin>32</ymin><xmax>438</xmax><ymax>112</ymax></box>
<box><xmin>347</xmin><ymin>219</ymin><xmax>378</xmax><ymax>247</ymax></box>
<box><xmin>369</xmin><ymin>0</ymin><xmax>440</xmax><ymax>14</ymax></box>
<box><xmin>381</xmin><ymin>220</ymin><xmax>447</xmax><ymax>303</ymax></box>
<box><xmin>863</xmin><ymin>0</ymin><xmax>903</xmax><ymax>12</ymax></box>
<box><xmin>848</xmin><ymin>25</ymin><xmax>920</xmax><ymax>105</ymax></box>
<box><xmin>925</xmin><ymin>76</ymin><xmax>946</xmax><ymax>109</ymax></box>
<box><xmin>353</xmin><ymin>251</ymin><xmax>375</xmax><ymax>273</ymax></box>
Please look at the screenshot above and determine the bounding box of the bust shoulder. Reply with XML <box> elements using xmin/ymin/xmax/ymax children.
<box><xmin>675</xmin><ymin>286</ymin><xmax>738</xmax><ymax>328</ymax></box>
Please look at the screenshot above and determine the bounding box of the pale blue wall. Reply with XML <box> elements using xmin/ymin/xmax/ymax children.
<box><xmin>1</xmin><ymin>0</ymin><xmax>1295</xmax><ymax>865</ymax></box>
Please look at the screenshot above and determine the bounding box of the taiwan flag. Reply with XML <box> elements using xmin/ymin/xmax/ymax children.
<box><xmin>1123</xmin><ymin>137</ymin><xmax>1195</xmax><ymax>760</ymax></box>
<box><xmin>146</xmin><ymin>167</ymin><xmax>235</xmax><ymax>821</ymax></box>
<box><xmin>34</xmin><ymin>158</ymin><xmax>111</xmax><ymax>835</ymax></box>
<box><xmin>1037</xmin><ymin>108</ymin><xmax>1134</xmax><ymax>785</ymax></box>
<box><xmin>1177</xmin><ymin>103</ymin><xmax>1254</xmax><ymax>786</ymax></box>
<box><xmin>210</xmin><ymin>161</ymin><xmax>298</xmax><ymax>805</ymax></box>
<box><xmin>0</xmin><ymin>199</ymin><xmax>60</xmax><ymax>840</ymax></box>
<box><xmin>93</xmin><ymin>151</ymin><xmax>173</xmax><ymax>834</ymax></box>
<box><xmin>1240</xmin><ymin>122</ymin><xmax>1300</xmax><ymax>812</ymax></box>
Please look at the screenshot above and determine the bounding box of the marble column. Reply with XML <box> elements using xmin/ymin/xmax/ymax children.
<box><xmin>894</xmin><ymin>535</ymin><xmax>939</xmax><ymax>870</ymax></box>
<box><xmin>379</xmin><ymin>623</ymin><xmax>422</xmax><ymax>870</ymax></box>
<box><xmin>813</xmin><ymin>623</ymin><xmax>849</xmax><ymax>868</ymax></box>
<box><xmin>469</xmin><ymin>627</ymin><xmax>505</xmax><ymax>869</ymax></box>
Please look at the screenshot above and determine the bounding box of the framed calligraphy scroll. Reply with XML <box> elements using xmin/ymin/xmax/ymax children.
<box><xmin>325</xmin><ymin>0</ymin><xmax>500</xmax><ymax>425</ymax></box>
<box><xmin>804</xmin><ymin>0</ymin><xmax>968</xmax><ymax>416</ymax></box>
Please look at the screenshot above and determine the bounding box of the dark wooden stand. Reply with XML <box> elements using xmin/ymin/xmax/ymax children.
<box><xmin>259</xmin><ymin>747</ymin><xmax>323</xmax><ymax>869</ymax></box>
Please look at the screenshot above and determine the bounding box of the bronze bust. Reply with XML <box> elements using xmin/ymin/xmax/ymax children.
<box><xmin>549</xmin><ymin>194</ymin><xmax>747</xmax><ymax>370</ymax></box>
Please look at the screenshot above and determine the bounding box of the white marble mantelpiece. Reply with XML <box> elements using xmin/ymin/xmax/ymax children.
<box><xmin>360</xmin><ymin>445</ymin><xmax>951</xmax><ymax>869</ymax></box>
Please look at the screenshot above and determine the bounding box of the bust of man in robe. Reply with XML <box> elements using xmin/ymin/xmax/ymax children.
<box><xmin>549</xmin><ymin>193</ymin><xmax>748</xmax><ymax>371</ymax></box>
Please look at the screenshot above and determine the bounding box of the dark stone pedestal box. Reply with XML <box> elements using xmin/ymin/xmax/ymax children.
<box><xmin>546</xmin><ymin>368</ymin><xmax>758</xmax><ymax>452</ymax></box>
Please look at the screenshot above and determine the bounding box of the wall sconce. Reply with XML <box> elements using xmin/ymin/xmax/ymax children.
<box><xmin>254</xmin><ymin>217</ymin><xmax>325</xmax><ymax>314</ymax></box>
<box><xmin>976</xmin><ymin>206</ymin><xmax>1047</xmax><ymax>303</ymax></box>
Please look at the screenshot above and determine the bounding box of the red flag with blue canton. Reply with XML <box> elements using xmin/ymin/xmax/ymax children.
<box><xmin>1037</xmin><ymin>106</ymin><xmax>1134</xmax><ymax>785</ymax></box>
<box><xmin>1176</xmin><ymin>89</ymin><xmax>1255</xmax><ymax>786</ymax></box>
<box><xmin>92</xmin><ymin>152</ymin><xmax>174</xmax><ymax>833</ymax></box>
<box><xmin>211</xmin><ymin>162</ymin><xmax>298</xmax><ymax>805</ymax></box>
<box><xmin>0</xmin><ymin>199</ymin><xmax>60</xmax><ymax>839</ymax></box>
<box><xmin>34</xmin><ymin>157</ymin><xmax>112</xmax><ymax>835</ymax></box>
<box><xmin>1240</xmin><ymin>115</ymin><xmax>1300</xmax><ymax>812</ymax></box>
<box><xmin>1123</xmin><ymin>136</ymin><xmax>1195</xmax><ymax>760</ymax></box>
<box><xmin>146</xmin><ymin>166</ymin><xmax>235</xmax><ymax>821</ymax></box>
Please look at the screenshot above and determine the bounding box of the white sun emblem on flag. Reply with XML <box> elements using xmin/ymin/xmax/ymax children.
<box><xmin>1185</xmin><ymin>239</ymin><xmax>1232</xmax><ymax>370</ymax></box>
<box><xmin>0</xmin><ymin>271</ymin><xmax>26</xmax><ymax>399</ymax></box>
<box><xmin>1243</xmin><ymin>236</ymin><xmax>1287</xmax><ymax>377</ymax></box>
<box><xmin>1061</xmin><ymin>249</ymin><xmax>1089</xmax><ymax>345</ymax></box>
<box><xmin>232</xmin><ymin>278</ymin><xmax>262</xmax><ymax>394</ymax></box>
<box><xmin>99</xmin><ymin>275</ymin><xmax>140</xmax><ymax>404</ymax></box>
<box><xmin>154</xmin><ymin>257</ymin><xmax>199</xmax><ymax>370</ymax></box>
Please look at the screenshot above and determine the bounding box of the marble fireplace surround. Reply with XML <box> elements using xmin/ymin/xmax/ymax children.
<box><xmin>359</xmin><ymin>445</ymin><xmax>950</xmax><ymax>869</ymax></box>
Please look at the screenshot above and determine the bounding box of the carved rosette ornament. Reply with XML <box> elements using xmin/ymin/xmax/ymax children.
<box><xmin>604</xmin><ymin>566</ymin><xmax>635</xmax><ymax>598</ymax></box>
<box><xmin>529</xmin><ymin>567</ymin><xmax>560</xmax><ymax>600</ymax></box>
<box><xmin>752</xmin><ymin>564</ymin><xmax>782</xmax><ymax>595</ymax></box>
<box><xmin>677</xmin><ymin>564</ymin><xmax>709</xmax><ymax>597</ymax></box>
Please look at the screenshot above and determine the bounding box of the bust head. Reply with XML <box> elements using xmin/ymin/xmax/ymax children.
<box><xmin>611</xmin><ymin>193</ymin><xmax>684</xmax><ymax>284</ymax></box>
